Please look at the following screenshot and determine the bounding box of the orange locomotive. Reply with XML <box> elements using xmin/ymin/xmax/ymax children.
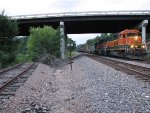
<box><xmin>95</xmin><ymin>29</ymin><xmax>146</xmax><ymax>57</ymax></box>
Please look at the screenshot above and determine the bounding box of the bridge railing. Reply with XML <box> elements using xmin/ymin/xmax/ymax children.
<box><xmin>10</xmin><ymin>10</ymin><xmax>150</xmax><ymax>20</ymax></box>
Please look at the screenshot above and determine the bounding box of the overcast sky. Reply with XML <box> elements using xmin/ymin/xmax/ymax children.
<box><xmin>0</xmin><ymin>0</ymin><xmax>150</xmax><ymax>45</ymax></box>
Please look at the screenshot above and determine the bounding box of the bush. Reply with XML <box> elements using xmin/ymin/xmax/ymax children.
<box><xmin>15</xmin><ymin>53</ymin><xmax>31</xmax><ymax>63</ymax></box>
<box><xmin>27</xmin><ymin>26</ymin><xmax>61</xmax><ymax>62</ymax></box>
<box><xmin>0</xmin><ymin>50</ymin><xmax>14</xmax><ymax>68</ymax></box>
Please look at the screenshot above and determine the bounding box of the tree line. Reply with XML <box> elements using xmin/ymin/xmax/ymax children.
<box><xmin>77</xmin><ymin>33</ymin><xmax>114</xmax><ymax>50</ymax></box>
<box><xmin>0</xmin><ymin>11</ymin><xmax>18</xmax><ymax>67</ymax></box>
<box><xmin>0</xmin><ymin>11</ymin><xmax>76</xmax><ymax>68</ymax></box>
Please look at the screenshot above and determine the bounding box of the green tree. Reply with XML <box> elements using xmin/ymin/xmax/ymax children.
<box><xmin>27</xmin><ymin>26</ymin><xmax>61</xmax><ymax>63</ymax></box>
<box><xmin>76</xmin><ymin>44</ymin><xmax>86</xmax><ymax>51</ymax></box>
<box><xmin>16</xmin><ymin>36</ymin><xmax>29</xmax><ymax>54</ymax></box>
<box><xmin>67</xmin><ymin>37</ymin><xmax>76</xmax><ymax>51</ymax></box>
<box><xmin>14</xmin><ymin>36</ymin><xmax>30</xmax><ymax>63</ymax></box>
<box><xmin>86</xmin><ymin>39</ymin><xmax>95</xmax><ymax>45</ymax></box>
<box><xmin>85</xmin><ymin>35</ymin><xmax>101</xmax><ymax>47</ymax></box>
<box><xmin>0</xmin><ymin>10</ymin><xmax>18</xmax><ymax>67</ymax></box>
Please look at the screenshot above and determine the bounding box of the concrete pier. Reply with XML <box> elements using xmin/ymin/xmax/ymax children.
<box><xmin>137</xmin><ymin>20</ymin><xmax>148</xmax><ymax>51</ymax></box>
<box><xmin>60</xmin><ymin>21</ymin><xmax>65</xmax><ymax>59</ymax></box>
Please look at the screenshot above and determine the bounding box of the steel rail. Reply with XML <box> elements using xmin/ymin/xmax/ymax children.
<box><xmin>86</xmin><ymin>54</ymin><xmax>150</xmax><ymax>77</ymax></box>
<box><xmin>99</xmin><ymin>56</ymin><xmax>150</xmax><ymax>71</ymax></box>
<box><xmin>98</xmin><ymin>57</ymin><xmax>150</xmax><ymax>77</ymax></box>
<box><xmin>0</xmin><ymin>62</ymin><xmax>35</xmax><ymax>93</ymax></box>
<box><xmin>0</xmin><ymin>62</ymin><xmax>25</xmax><ymax>75</ymax></box>
<box><xmin>10</xmin><ymin>10</ymin><xmax>150</xmax><ymax>20</ymax></box>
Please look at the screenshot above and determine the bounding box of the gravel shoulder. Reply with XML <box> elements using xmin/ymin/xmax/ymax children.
<box><xmin>1</xmin><ymin>55</ymin><xmax>150</xmax><ymax>113</ymax></box>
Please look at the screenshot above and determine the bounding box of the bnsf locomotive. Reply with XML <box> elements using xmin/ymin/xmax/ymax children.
<box><xmin>95</xmin><ymin>29</ymin><xmax>146</xmax><ymax>58</ymax></box>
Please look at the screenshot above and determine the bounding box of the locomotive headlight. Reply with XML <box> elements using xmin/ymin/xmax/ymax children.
<box><xmin>131</xmin><ymin>45</ymin><xmax>134</xmax><ymax>48</ymax></box>
<box><xmin>142</xmin><ymin>45</ymin><xmax>145</xmax><ymax>48</ymax></box>
<box><xmin>135</xmin><ymin>36</ymin><xmax>138</xmax><ymax>40</ymax></box>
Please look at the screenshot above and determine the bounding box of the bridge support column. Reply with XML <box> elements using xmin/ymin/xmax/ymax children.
<box><xmin>60</xmin><ymin>21</ymin><xmax>65</xmax><ymax>59</ymax></box>
<box><xmin>137</xmin><ymin>20</ymin><xmax>148</xmax><ymax>51</ymax></box>
<box><xmin>142</xmin><ymin>26</ymin><xmax>146</xmax><ymax>45</ymax></box>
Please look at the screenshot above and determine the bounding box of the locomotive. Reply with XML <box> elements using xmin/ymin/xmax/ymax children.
<box><xmin>94</xmin><ymin>29</ymin><xmax>146</xmax><ymax>58</ymax></box>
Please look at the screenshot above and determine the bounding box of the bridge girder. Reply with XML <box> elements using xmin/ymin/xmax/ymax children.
<box><xmin>17</xmin><ymin>14</ymin><xmax>150</xmax><ymax>35</ymax></box>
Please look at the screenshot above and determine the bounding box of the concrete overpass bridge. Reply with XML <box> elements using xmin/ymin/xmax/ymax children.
<box><xmin>11</xmin><ymin>10</ymin><xmax>150</xmax><ymax>59</ymax></box>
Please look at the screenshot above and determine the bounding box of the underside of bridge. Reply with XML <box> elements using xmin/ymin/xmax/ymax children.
<box><xmin>65</xmin><ymin>20</ymin><xmax>145</xmax><ymax>34</ymax></box>
<box><xmin>17</xmin><ymin>15</ymin><xmax>150</xmax><ymax>35</ymax></box>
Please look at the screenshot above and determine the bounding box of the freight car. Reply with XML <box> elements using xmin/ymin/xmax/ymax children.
<box><xmin>94</xmin><ymin>29</ymin><xmax>146</xmax><ymax>58</ymax></box>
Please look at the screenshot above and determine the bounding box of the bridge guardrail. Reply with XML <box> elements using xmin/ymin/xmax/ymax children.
<box><xmin>10</xmin><ymin>10</ymin><xmax>150</xmax><ymax>20</ymax></box>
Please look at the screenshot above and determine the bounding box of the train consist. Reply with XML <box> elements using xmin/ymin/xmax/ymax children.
<box><xmin>79</xmin><ymin>29</ymin><xmax>146</xmax><ymax>59</ymax></box>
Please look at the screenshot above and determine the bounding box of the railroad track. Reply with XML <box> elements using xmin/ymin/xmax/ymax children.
<box><xmin>0</xmin><ymin>62</ymin><xmax>24</xmax><ymax>74</ymax></box>
<box><xmin>85</xmin><ymin>53</ymin><xmax>150</xmax><ymax>82</ymax></box>
<box><xmin>0</xmin><ymin>62</ymin><xmax>37</xmax><ymax>104</ymax></box>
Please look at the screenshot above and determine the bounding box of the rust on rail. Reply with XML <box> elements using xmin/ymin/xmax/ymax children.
<box><xmin>0</xmin><ymin>62</ymin><xmax>35</xmax><ymax>93</ymax></box>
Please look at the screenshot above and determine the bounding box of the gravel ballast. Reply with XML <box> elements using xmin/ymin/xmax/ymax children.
<box><xmin>0</xmin><ymin>56</ymin><xmax>150</xmax><ymax>113</ymax></box>
<box><xmin>104</xmin><ymin>56</ymin><xmax>150</xmax><ymax>68</ymax></box>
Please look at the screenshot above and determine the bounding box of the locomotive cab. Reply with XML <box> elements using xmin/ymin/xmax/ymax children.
<box><xmin>119</xmin><ymin>29</ymin><xmax>146</xmax><ymax>56</ymax></box>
